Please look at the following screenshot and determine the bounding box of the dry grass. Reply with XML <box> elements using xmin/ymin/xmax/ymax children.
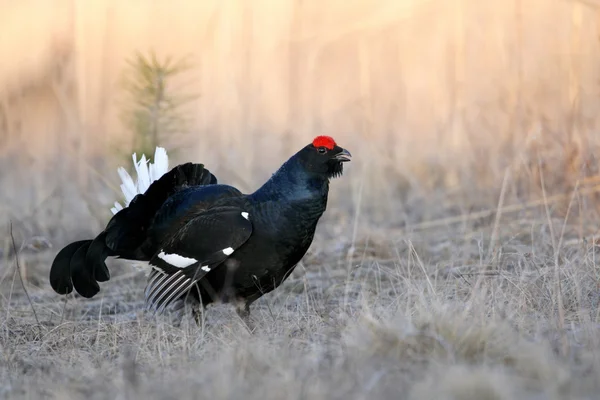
<box><xmin>3</xmin><ymin>213</ymin><xmax>600</xmax><ymax>399</ymax></box>
<box><xmin>3</xmin><ymin>0</ymin><xmax>600</xmax><ymax>399</ymax></box>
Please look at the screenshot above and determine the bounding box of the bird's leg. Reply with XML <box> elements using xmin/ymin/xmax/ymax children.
<box><xmin>164</xmin><ymin>298</ymin><xmax>186</xmax><ymax>328</ymax></box>
<box><xmin>235</xmin><ymin>301</ymin><xmax>255</xmax><ymax>332</ymax></box>
<box><xmin>187</xmin><ymin>289</ymin><xmax>204</xmax><ymax>328</ymax></box>
<box><xmin>235</xmin><ymin>302</ymin><xmax>250</xmax><ymax>319</ymax></box>
<box><xmin>192</xmin><ymin>306</ymin><xmax>203</xmax><ymax>327</ymax></box>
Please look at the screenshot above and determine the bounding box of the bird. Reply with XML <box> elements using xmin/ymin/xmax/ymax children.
<box><xmin>49</xmin><ymin>136</ymin><xmax>351</xmax><ymax>325</ymax></box>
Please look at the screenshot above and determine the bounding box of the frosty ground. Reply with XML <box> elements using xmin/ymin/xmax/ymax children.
<box><xmin>2</xmin><ymin>170</ymin><xmax>600</xmax><ymax>400</ymax></box>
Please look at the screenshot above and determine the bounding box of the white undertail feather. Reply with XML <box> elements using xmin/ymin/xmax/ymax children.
<box><xmin>157</xmin><ymin>251</ymin><xmax>197</xmax><ymax>269</ymax></box>
<box><xmin>110</xmin><ymin>147</ymin><xmax>169</xmax><ymax>215</ymax></box>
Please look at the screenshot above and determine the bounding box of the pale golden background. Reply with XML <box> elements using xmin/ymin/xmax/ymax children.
<box><xmin>2</xmin><ymin>0</ymin><xmax>600</xmax><ymax>237</ymax></box>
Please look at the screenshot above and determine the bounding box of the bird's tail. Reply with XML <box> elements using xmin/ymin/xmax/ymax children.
<box><xmin>109</xmin><ymin>146</ymin><xmax>170</xmax><ymax>215</ymax></box>
<box><xmin>49</xmin><ymin>147</ymin><xmax>217</xmax><ymax>298</ymax></box>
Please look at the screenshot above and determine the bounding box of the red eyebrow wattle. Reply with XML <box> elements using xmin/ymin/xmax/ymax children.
<box><xmin>312</xmin><ymin>136</ymin><xmax>336</xmax><ymax>150</ymax></box>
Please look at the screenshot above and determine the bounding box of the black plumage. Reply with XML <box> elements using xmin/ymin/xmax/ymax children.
<box><xmin>49</xmin><ymin>136</ymin><xmax>351</xmax><ymax>323</ymax></box>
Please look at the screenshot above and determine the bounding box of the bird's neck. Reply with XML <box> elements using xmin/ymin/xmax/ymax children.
<box><xmin>250</xmin><ymin>157</ymin><xmax>330</xmax><ymax>205</ymax></box>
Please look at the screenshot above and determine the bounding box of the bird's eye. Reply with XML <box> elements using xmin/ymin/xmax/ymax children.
<box><xmin>317</xmin><ymin>147</ymin><xmax>327</xmax><ymax>154</ymax></box>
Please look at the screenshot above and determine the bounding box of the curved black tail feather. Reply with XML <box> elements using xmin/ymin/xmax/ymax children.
<box><xmin>49</xmin><ymin>240</ymin><xmax>91</xmax><ymax>295</ymax></box>
<box><xmin>49</xmin><ymin>162</ymin><xmax>217</xmax><ymax>298</ymax></box>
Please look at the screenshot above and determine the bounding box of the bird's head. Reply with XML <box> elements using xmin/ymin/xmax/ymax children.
<box><xmin>298</xmin><ymin>135</ymin><xmax>352</xmax><ymax>179</ymax></box>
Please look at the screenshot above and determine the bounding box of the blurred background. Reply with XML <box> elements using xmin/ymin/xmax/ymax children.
<box><xmin>2</xmin><ymin>0</ymin><xmax>600</xmax><ymax>247</ymax></box>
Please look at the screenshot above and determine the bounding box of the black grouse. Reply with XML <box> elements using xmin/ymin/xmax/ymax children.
<box><xmin>49</xmin><ymin>136</ymin><xmax>351</xmax><ymax>323</ymax></box>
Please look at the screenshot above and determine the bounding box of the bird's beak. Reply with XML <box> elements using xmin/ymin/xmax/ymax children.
<box><xmin>334</xmin><ymin>148</ymin><xmax>352</xmax><ymax>162</ymax></box>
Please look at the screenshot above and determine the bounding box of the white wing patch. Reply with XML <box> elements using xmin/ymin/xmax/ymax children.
<box><xmin>111</xmin><ymin>146</ymin><xmax>170</xmax><ymax>215</ymax></box>
<box><xmin>222</xmin><ymin>247</ymin><xmax>234</xmax><ymax>256</ymax></box>
<box><xmin>241</xmin><ymin>212</ymin><xmax>249</xmax><ymax>220</ymax></box>
<box><xmin>158</xmin><ymin>251</ymin><xmax>197</xmax><ymax>268</ymax></box>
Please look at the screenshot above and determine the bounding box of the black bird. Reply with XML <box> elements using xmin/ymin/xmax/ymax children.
<box><xmin>49</xmin><ymin>136</ymin><xmax>351</xmax><ymax>323</ymax></box>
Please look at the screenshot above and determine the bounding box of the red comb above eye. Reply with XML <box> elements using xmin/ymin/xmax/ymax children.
<box><xmin>312</xmin><ymin>136</ymin><xmax>336</xmax><ymax>150</ymax></box>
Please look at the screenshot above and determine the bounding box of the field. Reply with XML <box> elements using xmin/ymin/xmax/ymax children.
<box><xmin>2</xmin><ymin>1</ymin><xmax>600</xmax><ymax>399</ymax></box>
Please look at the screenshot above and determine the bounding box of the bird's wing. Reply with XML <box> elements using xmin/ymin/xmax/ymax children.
<box><xmin>144</xmin><ymin>206</ymin><xmax>252</xmax><ymax>313</ymax></box>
